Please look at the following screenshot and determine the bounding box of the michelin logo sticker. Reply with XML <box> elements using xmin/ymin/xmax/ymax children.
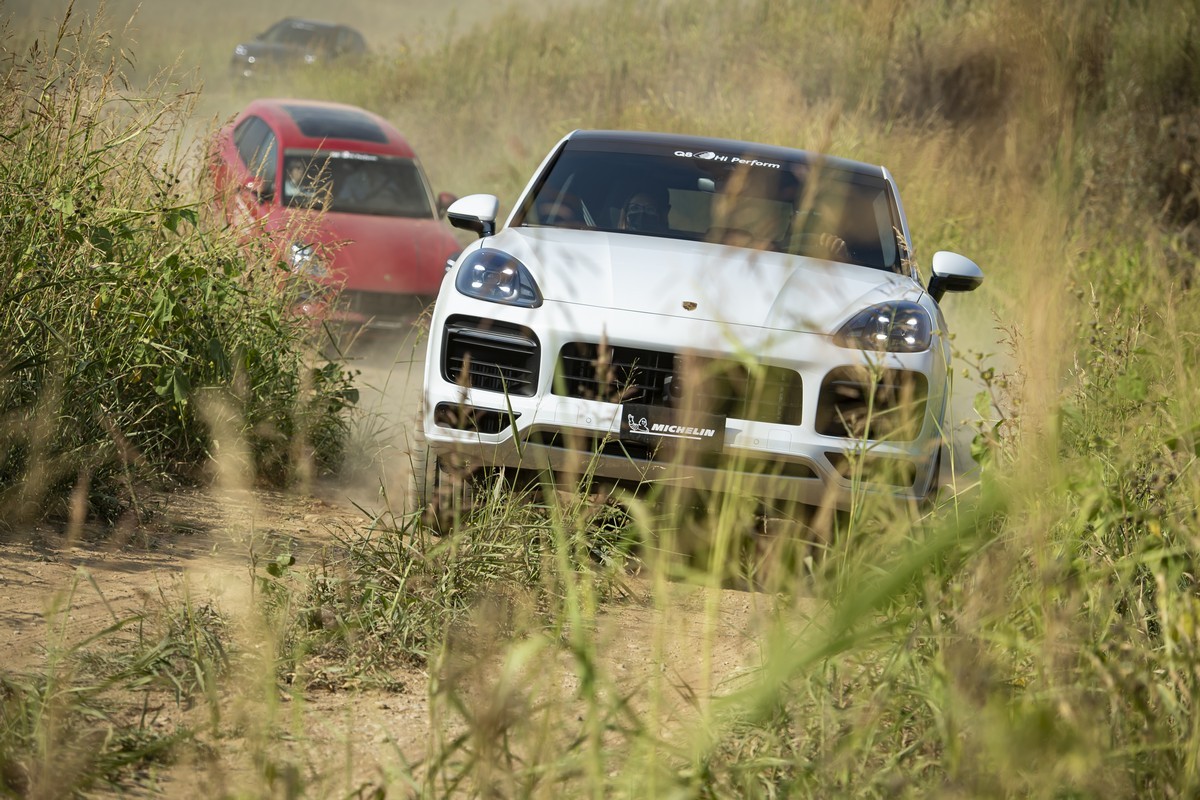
<box><xmin>627</xmin><ymin>416</ymin><xmax>716</xmax><ymax>440</ymax></box>
<box><xmin>647</xmin><ymin>423</ymin><xmax>718</xmax><ymax>440</ymax></box>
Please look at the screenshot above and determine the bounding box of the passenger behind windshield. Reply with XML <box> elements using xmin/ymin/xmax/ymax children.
<box><xmin>515</xmin><ymin>147</ymin><xmax>901</xmax><ymax>272</ymax></box>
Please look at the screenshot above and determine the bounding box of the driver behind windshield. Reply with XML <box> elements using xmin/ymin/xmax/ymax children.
<box><xmin>617</xmin><ymin>187</ymin><xmax>669</xmax><ymax>232</ymax></box>
<box><xmin>284</xmin><ymin>159</ymin><xmax>317</xmax><ymax>200</ymax></box>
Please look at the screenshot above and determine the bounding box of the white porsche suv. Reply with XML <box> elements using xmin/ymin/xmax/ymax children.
<box><xmin>413</xmin><ymin>130</ymin><xmax>982</xmax><ymax>524</ymax></box>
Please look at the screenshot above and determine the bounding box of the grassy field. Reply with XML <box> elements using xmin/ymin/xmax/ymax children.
<box><xmin>3</xmin><ymin>0</ymin><xmax>1200</xmax><ymax>796</ymax></box>
<box><xmin>1</xmin><ymin>0</ymin><xmax>608</xmax><ymax>109</ymax></box>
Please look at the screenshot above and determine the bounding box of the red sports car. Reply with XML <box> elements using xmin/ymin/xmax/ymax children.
<box><xmin>211</xmin><ymin>98</ymin><xmax>460</xmax><ymax>331</ymax></box>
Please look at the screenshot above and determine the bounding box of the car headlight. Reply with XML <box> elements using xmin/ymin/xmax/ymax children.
<box><xmin>834</xmin><ymin>301</ymin><xmax>932</xmax><ymax>353</ymax></box>
<box><xmin>455</xmin><ymin>249</ymin><xmax>542</xmax><ymax>308</ymax></box>
<box><xmin>234</xmin><ymin>44</ymin><xmax>247</xmax><ymax>56</ymax></box>
<box><xmin>290</xmin><ymin>243</ymin><xmax>326</xmax><ymax>278</ymax></box>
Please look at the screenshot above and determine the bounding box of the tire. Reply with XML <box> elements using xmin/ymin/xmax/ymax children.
<box><xmin>408</xmin><ymin>403</ymin><xmax>473</xmax><ymax>534</ymax></box>
<box><xmin>408</xmin><ymin>408</ymin><xmax>435</xmax><ymax>519</ymax></box>
<box><xmin>409</xmin><ymin>404</ymin><xmax>448</xmax><ymax>533</ymax></box>
<box><xmin>918</xmin><ymin>443</ymin><xmax>944</xmax><ymax>513</ymax></box>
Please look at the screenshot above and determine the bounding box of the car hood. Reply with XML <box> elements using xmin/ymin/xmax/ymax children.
<box><xmin>484</xmin><ymin>227</ymin><xmax>921</xmax><ymax>334</ymax></box>
<box><xmin>280</xmin><ymin>210</ymin><xmax>459</xmax><ymax>295</ymax></box>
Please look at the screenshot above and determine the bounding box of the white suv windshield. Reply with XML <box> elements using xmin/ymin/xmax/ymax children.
<box><xmin>514</xmin><ymin>144</ymin><xmax>902</xmax><ymax>272</ymax></box>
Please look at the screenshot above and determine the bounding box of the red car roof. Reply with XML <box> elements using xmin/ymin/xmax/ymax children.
<box><xmin>234</xmin><ymin>98</ymin><xmax>417</xmax><ymax>158</ymax></box>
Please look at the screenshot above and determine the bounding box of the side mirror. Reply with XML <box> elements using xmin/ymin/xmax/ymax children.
<box><xmin>245</xmin><ymin>176</ymin><xmax>274</xmax><ymax>204</ymax></box>
<box><xmin>436</xmin><ymin>191</ymin><xmax>458</xmax><ymax>218</ymax></box>
<box><xmin>927</xmin><ymin>251</ymin><xmax>983</xmax><ymax>303</ymax></box>
<box><xmin>446</xmin><ymin>193</ymin><xmax>499</xmax><ymax>239</ymax></box>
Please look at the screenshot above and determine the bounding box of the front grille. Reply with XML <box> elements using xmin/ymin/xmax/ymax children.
<box><xmin>434</xmin><ymin>403</ymin><xmax>518</xmax><ymax>434</ymax></box>
<box><xmin>826</xmin><ymin>451</ymin><xmax>917</xmax><ymax>487</ymax></box>
<box><xmin>443</xmin><ymin>316</ymin><xmax>540</xmax><ymax>396</ymax></box>
<box><xmin>554</xmin><ymin>342</ymin><xmax>802</xmax><ymax>425</ymax></box>
<box><xmin>528</xmin><ymin>429</ymin><xmax>817</xmax><ymax>478</ymax></box>
<box><xmin>815</xmin><ymin>367</ymin><xmax>928</xmax><ymax>441</ymax></box>
<box><xmin>529</xmin><ymin>430</ymin><xmax>658</xmax><ymax>461</ymax></box>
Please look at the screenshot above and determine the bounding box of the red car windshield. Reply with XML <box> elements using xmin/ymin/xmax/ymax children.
<box><xmin>282</xmin><ymin>151</ymin><xmax>434</xmax><ymax>218</ymax></box>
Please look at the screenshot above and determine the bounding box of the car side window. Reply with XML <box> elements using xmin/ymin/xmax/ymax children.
<box><xmin>233</xmin><ymin>118</ymin><xmax>266</xmax><ymax>169</ymax></box>
<box><xmin>337</xmin><ymin>28</ymin><xmax>366</xmax><ymax>54</ymax></box>
<box><xmin>257</xmin><ymin>132</ymin><xmax>279</xmax><ymax>186</ymax></box>
<box><xmin>233</xmin><ymin>117</ymin><xmax>278</xmax><ymax>184</ymax></box>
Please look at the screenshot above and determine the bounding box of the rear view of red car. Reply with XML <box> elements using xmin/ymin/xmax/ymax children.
<box><xmin>211</xmin><ymin>98</ymin><xmax>459</xmax><ymax>332</ymax></box>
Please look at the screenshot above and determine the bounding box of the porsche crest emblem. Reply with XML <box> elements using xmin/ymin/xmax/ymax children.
<box><xmin>682</xmin><ymin>301</ymin><xmax>698</xmax><ymax>311</ymax></box>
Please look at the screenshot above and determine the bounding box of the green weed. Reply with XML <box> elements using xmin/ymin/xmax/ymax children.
<box><xmin>0</xmin><ymin>8</ymin><xmax>355</xmax><ymax>527</ymax></box>
<box><xmin>0</xmin><ymin>575</ymin><xmax>229</xmax><ymax>796</ymax></box>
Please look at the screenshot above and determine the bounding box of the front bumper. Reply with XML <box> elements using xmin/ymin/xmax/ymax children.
<box><xmin>421</xmin><ymin>298</ymin><xmax>946</xmax><ymax>509</ymax></box>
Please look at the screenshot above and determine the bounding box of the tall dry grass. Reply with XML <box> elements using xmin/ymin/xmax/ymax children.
<box><xmin>306</xmin><ymin>1</ymin><xmax>1200</xmax><ymax>796</ymax></box>
<box><xmin>4</xmin><ymin>0</ymin><xmax>1200</xmax><ymax>796</ymax></box>
<box><xmin>0</xmin><ymin>9</ymin><xmax>356</xmax><ymax>522</ymax></box>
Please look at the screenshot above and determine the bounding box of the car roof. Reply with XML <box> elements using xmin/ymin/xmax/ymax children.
<box><xmin>564</xmin><ymin>130</ymin><xmax>886</xmax><ymax>179</ymax></box>
<box><xmin>273</xmin><ymin>17</ymin><xmax>350</xmax><ymax>32</ymax></box>
<box><xmin>235</xmin><ymin>99</ymin><xmax>416</xmax><ymax>157</ymax></box>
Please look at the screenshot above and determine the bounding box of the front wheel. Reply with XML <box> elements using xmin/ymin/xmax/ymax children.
<box><xmin>409</xmin><ymin>407</ymin><xmax>473</xmax><ymax>534</ymax></box>
<box><xmin>917</xmin><ymin>444</ymin><xmax>944</xmax><ymax>513</ymax></box>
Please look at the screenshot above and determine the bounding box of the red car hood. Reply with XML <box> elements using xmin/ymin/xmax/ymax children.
<box><xmin>279</xmin><ymin>210</ymin><xmax>459</xmax><ymax>296</ymax></box>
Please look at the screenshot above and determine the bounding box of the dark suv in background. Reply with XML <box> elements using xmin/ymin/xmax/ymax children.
<box><xmin>230</xmin><ymin>18</ymin><xmax>367</xmax><ymax>78</ymax></box>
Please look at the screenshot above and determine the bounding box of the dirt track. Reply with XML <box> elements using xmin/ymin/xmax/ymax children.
<box><xmin>0</xmin><ymin>1</ymin><xmax>986</xmax><ymax>785</ymax></box>
<box><xmin>0</xmin><ymin>321</ymin><xmax>783</xmax><ymax>793</ymax></box>
<box><xmin>0</xmin><ymin>481</ymin><xmax>774</xmax><ymax>794</ymax></box>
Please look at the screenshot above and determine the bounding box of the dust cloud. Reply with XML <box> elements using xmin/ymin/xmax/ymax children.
<box><xmin>330</xmin><ymin>321</ymin><xmax>432</xmax><ymax>517</ymax></box>
<box><xmin>1</xmin><ymin>0</ymin><xmax>981</xmax><ymax>503</ymax></box>
<box><xmin>2</xmin><ymin>0</ymin><xmax>595</xmax><ymax>514</ymax></box>
<box><xmin>3</xmin><ymin>0</ymin><xmax>588</xmax><ymax>49</ymax></box>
